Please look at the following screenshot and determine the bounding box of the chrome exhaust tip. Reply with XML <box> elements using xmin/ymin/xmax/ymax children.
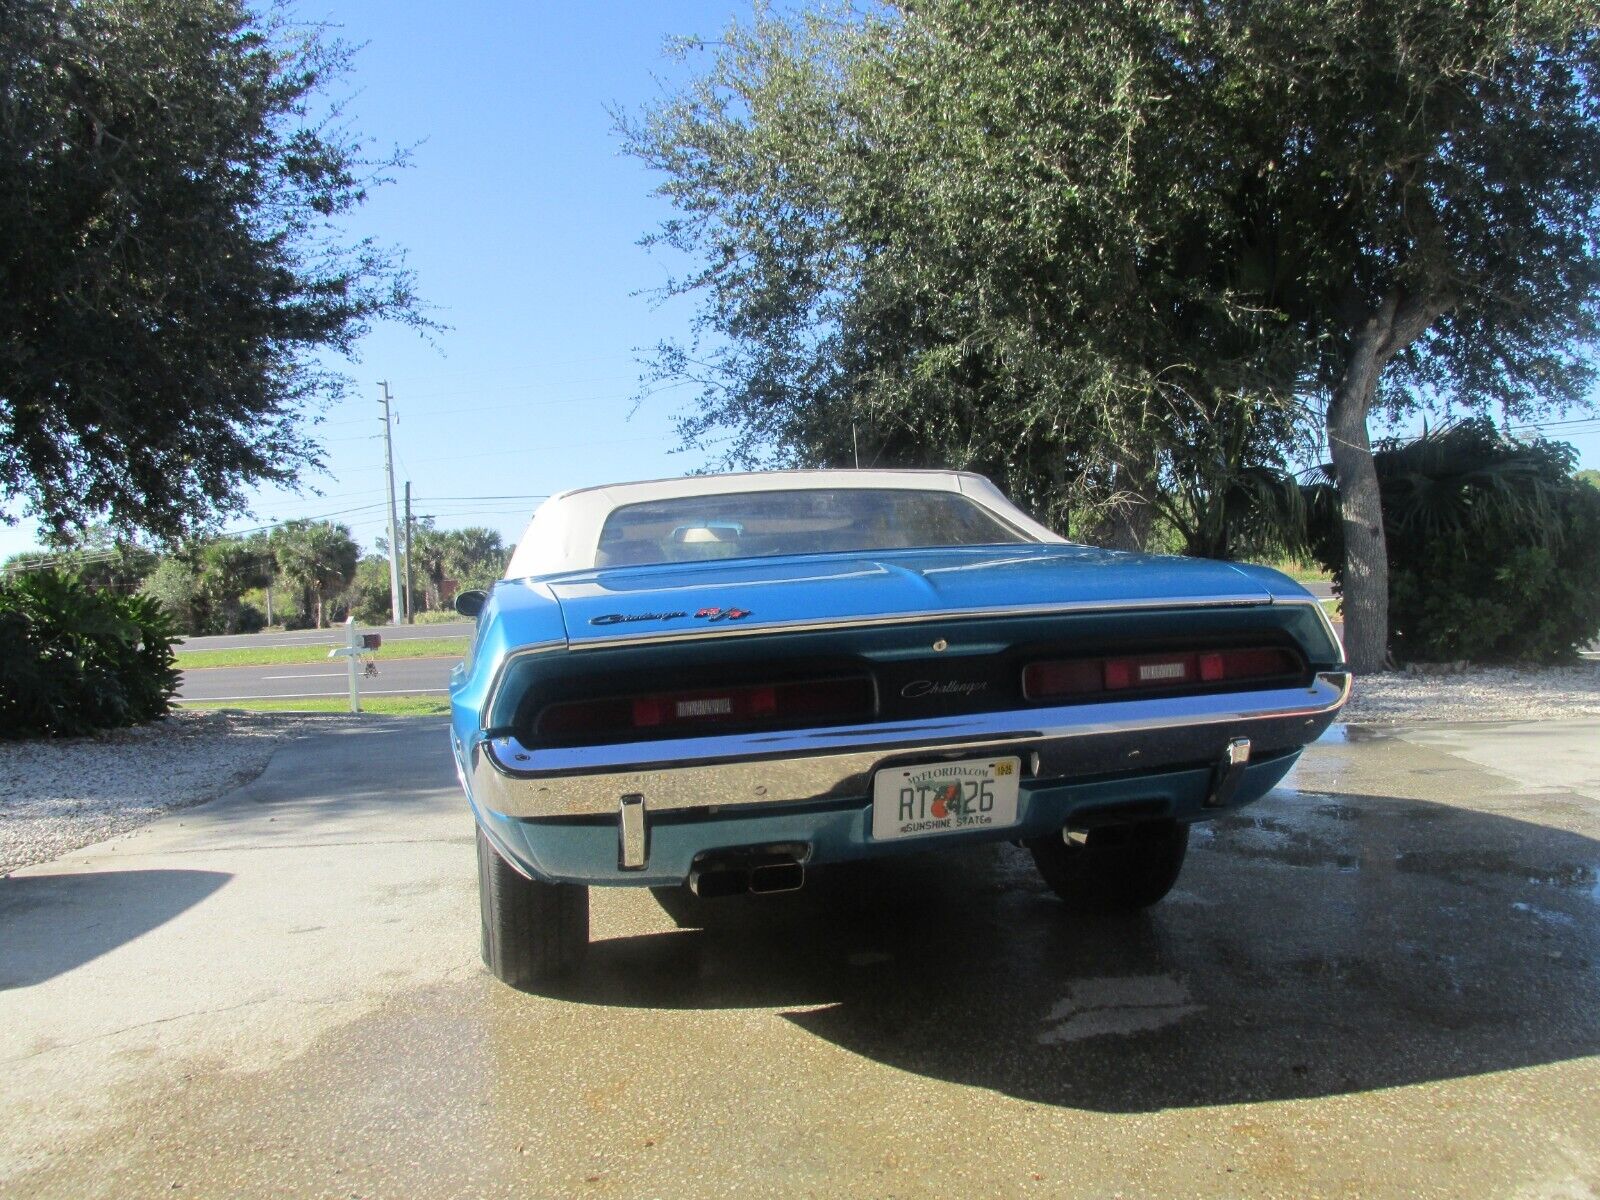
<box><xmin>687</xmin><ymin>843</ymin><xmax>810</xmax><ymax>898</ymax></box>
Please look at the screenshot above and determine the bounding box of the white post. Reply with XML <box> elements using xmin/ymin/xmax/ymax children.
<box><xmin>345</xmin><ymin>616</ymin><xmax>361</xmax><ymax>714</ymax></box>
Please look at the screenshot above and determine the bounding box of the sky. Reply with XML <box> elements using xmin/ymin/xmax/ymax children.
<box><xmin>3</xmin><ymin>0</ymin><xmax>1598</xmax><ymax>561</ymax></box>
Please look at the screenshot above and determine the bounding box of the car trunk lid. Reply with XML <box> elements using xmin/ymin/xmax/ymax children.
<box><xmin>543</xmin><ymin>544</ymin><xmax>1272</xmax><ymax>647</ymax></box>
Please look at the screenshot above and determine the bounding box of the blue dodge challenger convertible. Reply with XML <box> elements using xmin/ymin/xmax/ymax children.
<box><xmin>449</xmin><ymin>469</ymin><xmax>1349</xmax><ymax>987</ymax></box>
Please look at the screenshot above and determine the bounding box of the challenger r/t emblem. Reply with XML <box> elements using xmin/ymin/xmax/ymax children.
<box><xmin>695</xmin><ymin>607</ymin><xmax>752</xmax><ymax>622</ymax></box>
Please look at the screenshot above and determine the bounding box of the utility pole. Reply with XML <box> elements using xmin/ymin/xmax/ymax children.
<box><xmin>403</xmin><ymin>481</ymin><xmax>415</xmax><ymax>624</ymax></box>
<box><xmin>378</xmin><ymin>381</ymin><xmax>404</xmax><ymax>624</ymax></box>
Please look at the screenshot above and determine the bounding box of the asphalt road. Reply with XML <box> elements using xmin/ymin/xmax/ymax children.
<box><xmin>4</xmin><ymin>717</ymin><xmax>1598</xmax><ymax>1197</ymax></box>
<box><xmin>178</xmin><ymin>655</ymin><xmax>458</xmax><ymax>702</ymax></box>
<box><xmin>178</xmin><ymin>619</ymin><xmax>475</xmax><ymax>651</ymax></box>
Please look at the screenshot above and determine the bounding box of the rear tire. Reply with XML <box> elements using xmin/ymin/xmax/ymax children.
<box><xmin>1025</xmin><ymin>820</ymin><xmax>1190</xmax><ymax>913</ymax></box>
<box><xmin>477</xmin><ymin>824</ymin><xmax>588</xmax><ymax>988</ymax></box>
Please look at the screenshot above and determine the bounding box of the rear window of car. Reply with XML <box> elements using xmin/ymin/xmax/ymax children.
<box><xmin>594</xmin><ymin>488</ymin><xmax>1034</xmax><ymax>568</ymax></box>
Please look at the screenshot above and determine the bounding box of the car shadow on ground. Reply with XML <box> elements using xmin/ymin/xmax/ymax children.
<box><xmin>538</xmin><ymin>790</ymin><xmax>1600</xmax><ymax>1113</ymax></box>
<box><xmin>0</xmin><ymin>869</ymin><xmax>231</xmax><ymax>990</ymax></box>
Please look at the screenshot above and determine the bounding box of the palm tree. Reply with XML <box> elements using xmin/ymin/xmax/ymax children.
<box><xmin>270</xmin><ymin>522</ymin><xmax>358</xmax><ymax>628</ymax></box>
<box><xmin>1303</xmin><ymin>420</ymin><xmax>1572</xmax><ymax>561</ymax></box>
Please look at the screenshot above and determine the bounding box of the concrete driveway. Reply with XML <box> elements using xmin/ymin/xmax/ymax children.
<box><xmin>3</xmin><ymin>718</ymin><xmax>1598</xmax><ymax>1198</ymax></box>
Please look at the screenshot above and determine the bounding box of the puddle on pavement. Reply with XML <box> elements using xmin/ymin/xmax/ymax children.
<box><xmin>1392</xmin><ymin>849</ymin><xmax>1599</xmax><ymax>895</ymax></box>
<box><xmin>1316</xmin><ymin>723</ymin><xmax>1391</xmax><ymax>745</ymax></box>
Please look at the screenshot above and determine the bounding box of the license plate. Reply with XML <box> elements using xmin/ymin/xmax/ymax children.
<box><xmin>871</xmin><ymin>756</ymin><xmax>1021</xmax><ymax>841</ymax></box>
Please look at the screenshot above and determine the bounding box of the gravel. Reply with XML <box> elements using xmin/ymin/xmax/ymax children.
<box><xmin>0</xmin><ymin>710</ymin><xmax>297</xmax><ymax>875</ymax></box>
<box><xmin>1342</xmin><ymin>661</ymin><xmax>1600</xmax><ymax>724</ymax></box>
<box><xmin>3</xmin><ymin>664</ymin><xmax>1598</xmax><ymax>874</ymax></box>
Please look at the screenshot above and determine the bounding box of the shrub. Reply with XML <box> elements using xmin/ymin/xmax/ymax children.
<box><xmin>1306</xmin><ymin>420</ymin><xmax>1600</xmax><ymax>664</ymax></box>
<box><xmin>414</xmin><ymin>608</ymin><xmax>467</xmax><ymax>625</ymax></box>
<box><xmin>0</xmin><ymin>572</ymin><xmax>180</xmax><ymax>738</ymax></box>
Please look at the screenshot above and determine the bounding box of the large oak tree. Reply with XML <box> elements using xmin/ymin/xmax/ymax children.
<box><xmin>625</xmin><ymin>1</ymin><xmax>1600</xmax><ymax>671</ymax></box>
<box><xmin>0</xmin><ymin>0</ymin><xmax>427</xmax><ymax>541</ymax></box>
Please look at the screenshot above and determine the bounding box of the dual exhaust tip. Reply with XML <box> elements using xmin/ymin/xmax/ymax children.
<box><xmin>688</xmin><ymin>847</ymin><xmax>807</xmax><ymax>898</ymax></box>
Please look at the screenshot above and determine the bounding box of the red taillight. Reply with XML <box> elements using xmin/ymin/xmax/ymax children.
<box><xmin>537</xmin><ymin>677</ymin><xmax>873</xmax><ymax>744</ymax></box>
<box><xmin>1024</xmin><ymin>646</ymin><xmax>1300</xmax><ymax>701</ymax></box>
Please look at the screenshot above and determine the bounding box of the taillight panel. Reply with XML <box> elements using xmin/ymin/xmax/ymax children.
<box><xmin>535</xmin><ymin>676</ymin><xmax>876</xmax><ymax>747</ymax></box>
<box><xmin>1023</xmin><ymin>646</ymin><xmax>1304</xmax><ymax>703</ymax></box>
<box><xmin>521</xmin><ymin>640</ymin><xmax>1307</xmax><ymax>747</ymax></box>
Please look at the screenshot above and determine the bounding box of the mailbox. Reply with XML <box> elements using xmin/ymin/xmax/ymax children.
<box><xmin>361</xmin><ymin>633</ymin><xmax>382</xmax><ymax>650</ymax></box>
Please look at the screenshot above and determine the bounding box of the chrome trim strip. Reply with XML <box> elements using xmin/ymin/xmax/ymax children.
<box><xmin>562</xmin><ymin>593</ymin><xmax>1273</xmax><ymax>653</ymax></box>
<box><xmin>469</xmin><ymin>673</ymin><xmax>1350</xmax><ymax>819</ymax></box>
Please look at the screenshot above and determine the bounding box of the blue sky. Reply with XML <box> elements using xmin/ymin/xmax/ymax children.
<box><xmin>3</xmin><ymin>0</ymin><xmax>1597</xmax><ymax>560</ymax></box>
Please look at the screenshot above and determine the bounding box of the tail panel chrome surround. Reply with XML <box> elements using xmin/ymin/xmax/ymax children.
<box><xmin>467</xmin><ymin>673</ymin><xmax>1350</xmax><ymax>820</ymax></box>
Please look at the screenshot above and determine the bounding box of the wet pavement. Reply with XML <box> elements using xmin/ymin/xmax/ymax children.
<box><xmin>2</xmin><ymin>717</ymin><xmax>1598</xmax><ymax>1198</ymax></box>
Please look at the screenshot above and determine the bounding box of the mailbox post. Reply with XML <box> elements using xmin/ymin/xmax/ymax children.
<box><xmin>327</xmin><ymin>618</ymin><xmax>382</xmax><ymax>713</ymax></box>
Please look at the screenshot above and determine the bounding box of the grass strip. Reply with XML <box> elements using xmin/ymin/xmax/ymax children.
<box><xmin>177</xmin><ymin>637</ymin><xmax>467</xmax><ymax>670</ymax></box>
<box><xmin>178</xmin><ymin>694</ymin><xmax>451</xmax><ymax>716</ymax></box>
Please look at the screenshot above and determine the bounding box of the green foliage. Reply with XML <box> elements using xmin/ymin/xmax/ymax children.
<box><xmin>270</xmin><ymin>521</ymin><xmax>358</xmax><ymax>628</ymax></box>
<box><xmin>138</xmin><ymin>558</ymin><xmax>202</xmax><ymax>632</ymax></box>
<box><xmin>621</xmin><ymin>4</ymin><xmax>1320</xmax><ymax>534</ymax></box>
<box><xmin>0</xmin><ymin>0</ymin><xmax>430</xmax><ymax>541</ymax></box>
<box><xmin>3</xmin><ymin>526</ymin><xmax>158</xmax><ymax>592</ymax></box>
<box><xmin>135</xmin><ymin>535</ymin><xmax>272</xmax><ymax>635</ymax></box>
<box><xmin>412</xmin><ymin>608</ymin><xmax>468</xmax><ymax>626</ymax></box>
<box><xmin>1305</xmin><ymin>421</ymin><xmax>1600</xmax><ymax>663</ymax></box>
<box><xmin>346</xmin><ymin>556</ymin><xmax>395</xmax><ymax>625</ymax></box>
<box><xmin>622</xmin><ymin>0</ymin><xmax>1600</xmax><ymax>577</ymax></box>
<box><xmin>1578</xmin><ymin>469</ymin><xmax>1600</xmax><ymax>490</ymax></box>
<box><xmin>398</xmin><ymin>521</ymin><xmax>506</xmax><ymax>610</ymax></box>
<box><xmin>0</xmin><ymin>571</ymin><xmax>179</xmax><ymax>738</ymax></box>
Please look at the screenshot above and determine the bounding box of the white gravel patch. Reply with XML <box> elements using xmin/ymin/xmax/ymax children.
<box><xmin>0</xmin><ymin>710</ymin><xmax>299</xmax><ymax>875</ymax></box>
<box><xmin>1343</xmin><ymin>662</ymin><xmax>1600</xmax><ymax>724</ymax></box>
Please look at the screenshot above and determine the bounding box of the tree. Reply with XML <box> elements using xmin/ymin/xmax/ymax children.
<box><xmin>393</xmin><ymin>521</ymin><xmax>505</xmax><ymax>609</ymax></box>
<box><xmin>0</xmin><ymin>0</ymin><xmax>429</xmax><ymax>542</ymax></box>
<box><xmin>1194</xmin><ymin>2</ymin><xmax>1600</xmax><ymax>671</ymax></box>
<box><xmin>345</xmin><ymin>555</ymin><xmax>395</xmax><ymax>625</ymax></box>
<box><xmin>1305</xmin><ymin>421</ymin><xmax>1600</xmax><ymax>662</ymax></box>
<box><xmin>401</xmin><ymin>520</ymin><xmax>452</xmax><ymax>611</ymax></box>
<box><xmin>625</xmin><ymin>2</ymin><xmax>1600</xmax><ymax>672</ymax></box>
<box><xmin>444</xmin><ymin>527</ymin><xmax>507</xmax><ymax>592</ymax></box>
<box><xmin>3</xmin><ymin>525</ymin><xmax>157</xmax><ymax>593</ymax></box>
<box><xmin>138</xmin><ymin>557</ymin><xmax>201</xmax><ymax>631</ymax></box>
<box><xmin>619</xmin><ymin>4</ymin><xmax>1312</xmax><ymax>540</ymax></box>
<box><xmin>1578</xmin><ymin>468</ymin><xmax>1600</xmax><ymax>490</ymax></box>
<box><xmin>133</xmin><ymin>537</ymin><xmax>272</xmax><ymax>634</ymax></box>
<box><xmin>270</xmin><ymin>521</ymin><xmax>357</xmax><ymax>628</ymax></box>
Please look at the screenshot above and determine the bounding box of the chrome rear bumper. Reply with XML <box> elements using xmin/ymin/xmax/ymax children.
<box><xmin>464</xmin><ymin>672</ymin><xmax>1350</xmax><ymax>820</ymax></box>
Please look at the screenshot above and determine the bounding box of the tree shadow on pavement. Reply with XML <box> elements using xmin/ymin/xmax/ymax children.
<box><xmin>0</xmin><ymin>869</ymin><xmax>230</xmax><ymax>990</ymax></box>
<box><xmin>540</xmin><ymin>791</ymin><xmax>1600</xmax><ymax>1113</ymax></box>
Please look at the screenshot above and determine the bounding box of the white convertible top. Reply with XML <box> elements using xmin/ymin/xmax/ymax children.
<box><xmin>503</xmin><ymin>469</ymin><xmax>1063</xmax><ymax>578</ymax></box>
